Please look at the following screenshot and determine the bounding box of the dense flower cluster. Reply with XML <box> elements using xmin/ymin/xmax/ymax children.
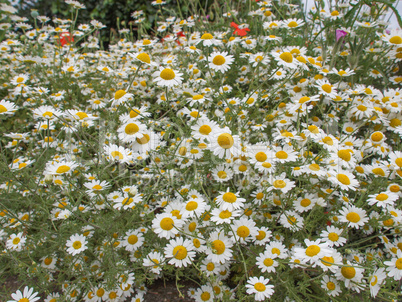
<box><xmin>1</xmin><ymin>0</ymin><xmax>402</xmax><ymax>301</ymax></box>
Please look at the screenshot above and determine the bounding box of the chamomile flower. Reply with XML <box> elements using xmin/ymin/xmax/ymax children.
<box><xmin>210</xmin><ymin>207</ymin><xmax>241</xmax><ymax>225</ymax></box>
<box><xmin>315</xmin><ymin>79</ymin><xmax>338</xmax><ymax>98</ymax></box>
<box><xmin>6</xmin><ymin>232</ymin><xmax>26</xmax><ymax>251</ymax></box>
<box><xmin>152</xmin><ymin>213</ymin><xmax>184</xmax><ymax>239</ymax></box>
<box><xmin>8</xmin><ymin>286</ymin><xmax>40</xmax><ymax>302</ymax></box>
<box><xmin>194</xmin><ymin>285</ymin><xmax>214</xmax><ymax>302</ymax></box>
<box><xmin>268</xmin><ymin>172</ymin><xmax>296</xmax><ymax>194</ymax></box>
<box><xmin>320</xmin><ymin>226</ymin><xmax>347</xmax><ymax>247</ymax></box>
<box><xmin>293</xmin><ymin>239</ymin><xmax>332</xmax><ymax>264</ymax></box>
<box><xmin>153</xmin><ymin>67</ymin><xmax>183</xmax><ymax>87</ymax></box>
<box><xmin>232</xmin><ymin>217</ymin><xmax>259</xmax><ymax>243</ymax></box>
<box><xmin>384</xmin><ymin>250</ymin><xmax>402</xmax><ymax>280</ymax></box>
<box><xmin>321</xmin><ymin>276</ymin><xmax>341</xmax><ymax>297</ymax></box>
<box><xmin>335</xmin><ymin>262</ymin><xmax>365</xmax><ymax>289</ymax></box>
<box><xmin>256</xmin><ymin>251</ymin><xmax>279</xmax><ymax>273</ymax></box>
<box><xmin>328</xmin><ymin>169</ymin><xmax>359</xmax><ymax>191</ymax></box>
<box><xmin>121</xmin><ymin>229</ymin><xmax>144</xmax><ymax>252</ymax></box>
<box><xmin>208</xmin><ymin>51</ymin><xmax>234</xmax><ymax>73</ymax></box>
<box><xmin>209</xmin><ymin>129</ymin><xmax>241</xmax><ymax>159</ymax></box>
<box><xmin>215</xmin><ymin>188</ymin><xmax>246</xmax><ymax>211</ymax></box>
<box><xmin>338</xmin><ymin>205</ymin><xmax>368</xmax><ymax>229</ymax></box>
<box><xmin>104</xmin><ymin>144</ymin><xmax>134</xmax><ymax>164</ymax></box>
<box><xmin>206</xmin><ymin>231</ymin><xmax>234</xmax><ymax>264</ymax></box>
<box><xmin>211</xmin><ymin>164</ymin><xmax>233</xmax><ymax>183</ymax></box>
<box><xmin>368</xmin><ymin>268</ymin><xmax>387</xmax><ymax>297</ymax></box>
<box><xmin>245</xmin><ymin>276</ymin><xmax>275</xmax><ymax>301</ymax></box>
<box><xmin>118</xmin><ymin>120</ymin><xmax>147</xmax><ymax>143</ymax></box>
<box><xmin>182</xmin><ymin>197</ymin><xmax>207</xmax><ymax>219</ymax></box>
<box><xmin>143</xmin><ymin>251</ymin><xmax>164</xmax><ymax>274</ymax></box>
<box><xmin>44</xmin><ymin>161</ymin><xmax>78</xmax><ymax>175</ymax></box>
<box><xmin>0</xmin><ymin>100</ymin><xmax>18</xmax><ymax>115</ymax></box>
<box><xmin>367</xmin><ymin>191</ymin><xmax>398</xmax><ymax>208</ymax></box>
<box><xmin>66</xmin><ymin>233</ymin><xmax>88</xmax><ymax>256</ymax></box>
<box><xmin>164</xmin><ymin>236</ymin><xmax>195</xmax><ymax>267</ymax></box>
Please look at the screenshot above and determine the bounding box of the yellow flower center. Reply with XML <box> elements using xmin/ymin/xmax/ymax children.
<box><xmin>199</xmin><ymin>125</ymin><xmax>212</xmax><ymax>135</ymax></box>
<box><xmin>217</xmin><ymin>133</ymin><xmax>234</xmax><ymax>149</ymax></box>
<box><xmin>173</xmin><ymin>245</ymin><xmax>187</xmax><ymax>260</ymax></box>
<box><xmin>96</xmin><ymin>288</ymin><xmax>105</xmax><ymax>297</ymax></box>
<box><xmin>271</xmin><ymin>248</ymin><xmax>280</xmax><ymax>255</ymax></box>
<box><xmin>346</xmin><ymin>212</ymin><xmax>361</xmax><ymax>223</ymax></box>
<box><xmin>143</xmin><ymin>39</ymin><xmax>151</xmax><ymax>45</ymax></box>
<box><xmin>305</xmin><ymin>245</ymin><xmax>320</xmax><ymax>257</ymax></box>
<box><xmin>376</xmin><ymin>193</ymin><xmax>388</xmax><ymax>201</ymax></box>
<box><xmin>188</xmin><ymin>222</ymin><xmax>196</xmax><ymax>232</ymax></box>
<box><xmin>395</xmin><ymin>258</ymin><xmax>402</xmax><ymax>269</ymax></box>
<box><xmin>160</xmin><ymin>217</ymin><xmax>174</xmax><ymax>230</ymax></box>
<box><xmin>16</xmin><ymin>77</ymin><xmax>25</xmax><ymax>83</ymax></box>
<box><xmin>300</xmin><ymin>198</ymin><xmax>311</xmax><ymax>207</ymax></box>
<box><xmin>201</xmin><ymin>33</ymin><xmax>213</xmax><ymax>39</ymax></box>
<box><xmin>114</xmin><ymin>90</ymin><xmax>126</xmax><ymax>100</ymax></box>
<box><xmin>222</xmin><ymin>192</ymin><xmax>237</xmax><ymax>203</ymax></box>
<box><xmin>394</xmin><ymin>158</ymin><xmax>402</xmax><ymax>168</ymax></box>
<box><xmin>254</xmin><ymin>282</ymin><xmax>266</xmax><ymax>292</ymax></box>
<box><xmin>12</xmin><ymin>237</ymin><xmax>20</xmax><ymax>245</ymax></box>
<box><xmin>206</xmin><ymin>262</ymin><xmax>215</xmax><ymax>271</ymax></box>
<box><xmin>256</xmin><ymin>230</ymin><xmax>266</xmax><ymax>240</ymax></box>
<box><xmin>136</xmin><ymin>52</ymin><xmax>150</xmax><ymax>63</ymax></box>
<box><xmin>212</xmin><ymin>55</ymin><xmax>226</xmax><ymax>65</ymax></box>
<box><xmin>111</xmin><ymin>151</ymin><xmax>123</xmax><ymax>160</ymax></box>
<box><xmin>327</xmin><ymin>282</ymin><xmax>335</xmax><ymax>290</ymax></box>
<box><xmin>127</xmin><ymin>235</ymin><xmax>138</xmax><ymax>245</ymax></box>
<box><xmin>212</xmin><ymin>240</ymin><xmax>225</xmax><ymax>254</ymax></box>
<box><xmin>19</xmin><ymin>299</ymin><xmax>30</xmax><ymax>302</ymax></box>
<box><xmin>371</xmin><ymin>131</ymin><xmax>383</xmax><ymax>142</ymax></box>
<box><xmin>341</xmin><ymin>266</ymin><xmax>356</xmax><ymax>279</ymax></box>
<box><xmin>200</xmin><ymin>292</ymin><xmax>210</xmax><ymax>301</ymax></box>
<box><xmin>262</xmin><ymin>162</ymin><xmax>272</xmax><ymax>168</ymax></box>
<box><xmin>337</xmin><ymin>174</ymin><xmax>351</xmax><ymax>185</ymax></box>
<box><xmin>338</xmin><ymin>150</ymin><xmax>351</xmax><ymax>161</ymax></box>
<box><xmin>219</xmin><ymin>210</ymin><xmax>232</xmax><ymax>219</ymax></box>
<box><xmin>56</xmin><ymin>165</ymin><xmax>70</xmax><ymax>174</ymax></box>
<box><xmin>136</xmin><ymin>134</ymin><xmax>150</xmax><ymax>145</ymax></box>
<box><xmin>389</xmin><ymin>36</ymin><xmax>402</xmax><ymax>44</ymax></box>
<box><xmin>76</xmin><ymin>112</ymin><xmax>88</xmax><ymax>120</ymax></box>
<box><xmin>328</xmin><ymin>232</ymin><xmax>339</xmax><ymax>242</ymax></box>
<box><xmin>321</xmin><ymin>256</ymin><xmax>334</xmax><ymax>266</ymax></box>
<box><xmin>72</xmin><ymin>241</ymin><xmax>82</xmax><ymax>249</ymax></box>
<box><xmin>217</xmin><ymin>171</ymin><xmax>227</xmax><ymax>179</ymax></box>
<box><xmin>275</xmin><ymin>151</ymin><xmax>288</xmax><ymax>159</ymax></box>
<box><xmin>92</xmin><ymin>185</ymin><xmax>102</xmax><ymax>190</ymax></box>
<box><xmin>322</xmin><ymin>84</ymin><xmax>332</xmax><ymax>93</ymax></box>
<box><xmin>125</xmin><ymin>123</ymin><xmax>139</xmax><ymax>135</ymax></box>
<box><xmin>264</xmin><ymin>258</ymin><xmax>274</xmax><ymax>266</ymax></box>
<box><xmin>236</xmin><ymin>226</ymin><xmax>250</xmax><ymax>238</ymax></box>
<box><xmin>0</xmin><ymin>105</ymin><xmax>7</xmax><ymax>113</ymax></box>
<box><xmin>279</xmin><ymin>52</ymin><xmax>293</xmax><ymax>63</ymax></box>
<box><xmin>255</xmin><ymin>152</ymin><xmax>267</xmax><ymax>162</ymax></box>
<box><xmin>186</xmin><ymin>201</ymin><xmax>198</xmax><ymax>211</ymax></box>
<box><xmin>160</xmin><ymin>68</ymin><xmax>176</xmax><ymax>80</ymax></box>
<box><xmin>273</xmin><ymin>180</ymin><xmax>286</xmax><ymax>188</ymax></box>
<box><xmin>288</xmin><ymin>21</ymin><xmax>298</xmax><ymax>27</ymax></box>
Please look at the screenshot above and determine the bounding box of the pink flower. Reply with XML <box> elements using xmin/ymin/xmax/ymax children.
<box><xmin>335</xmin><ymin>29</ymin><xmax>348</xmax><ymax>42</ymax></box>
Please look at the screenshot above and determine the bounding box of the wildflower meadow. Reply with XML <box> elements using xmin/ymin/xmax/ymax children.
<box><xmin>1</xmin><ymin>0</ymin><xmax>402</xmax><ymax>301</ymax></box>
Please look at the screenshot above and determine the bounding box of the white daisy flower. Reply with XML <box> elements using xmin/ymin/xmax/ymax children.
<box><xmin>152</xmin><ymin>213</ymin><xmax>184</xmax><ymax>239</ymax></box>
<box><xmin>153</xmin><ymin>67</ymin><xmax>183</xmax><ymax>87</ymax></box>
<box><xmin>66</xmin><ymin>233</ymin><xmax>88</xmax><ymax>256</ymax></box>
<box><xmin>245</xmin><ymin>276</ymin><xmax>275</xmax><ymax>301</ymax></box>
<box><xmin>164</xmin><ymin>236</ymin><xmax>195</xmax><ymax>268</ymax></box>
<box><xmin>208</xmin><ymin>51</ymin><xmax>234</xmax><ymax>73</ymax></box>
<box><xmin>205</xmin><ymin>231</ymin><xmax>234</xmax><ymax>264</ymax></box>
<box><xmin>8</xmin><ymin>286</ymin><xmax>40</xmax><ymax>302</ymax></box>
<box><xmin>338</xmin><ymin>205</ymin><xmax>368</xmax><ymax>229</ymax></box>
<box><xmin>0</xmin><ymin>99</ymin><xmax>18</xmax><ymax>115</ymax></box>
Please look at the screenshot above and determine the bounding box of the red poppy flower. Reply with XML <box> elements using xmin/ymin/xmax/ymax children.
<box><xmin>59</xmin><ymin>32</ymin><xmax>74</xmax><ymax>46</ymax></box>
<box><xmin>230</xmin><ymin>22</ymin><xmax>250</xmax><ymax>37</ymax></box>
